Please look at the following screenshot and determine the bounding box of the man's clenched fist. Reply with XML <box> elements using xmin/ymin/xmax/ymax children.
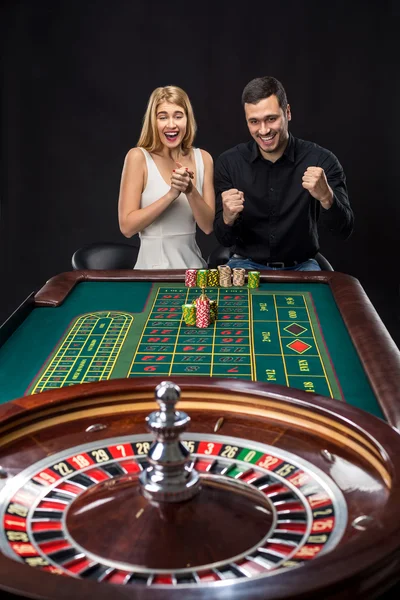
<box><xmin>302</xmin><ymin>167</ymin><xmax>333</xmax><ymax>209</ymax></box>
<box><xmin>222</xmin><ymin>189</ymin><xmax>245</xmax><ymax>225</ymax></box>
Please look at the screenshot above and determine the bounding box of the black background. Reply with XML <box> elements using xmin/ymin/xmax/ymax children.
<box><xmin>1</xmin><ymin>0</ymin><xmax>399</xmax><ymax>346</ymax></box>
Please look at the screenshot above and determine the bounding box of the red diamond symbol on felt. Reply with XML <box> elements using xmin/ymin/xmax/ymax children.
<box><xmin>287</xmin><ymin>339</ymin><xmax>312</xmax><ymax>354</ymax></box>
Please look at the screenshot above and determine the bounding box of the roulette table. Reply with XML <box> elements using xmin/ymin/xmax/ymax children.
<box><xmin>0</xmin><ymin>270</ymin><xmax>400</xmax><ymax>425</ymax></box>
<box><xmin>0</xmin><ymin>269</ymin><xmax>399</xmax><ymax>599</ymax></box>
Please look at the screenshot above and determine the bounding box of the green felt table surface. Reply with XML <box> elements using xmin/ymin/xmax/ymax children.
<box><xmin>0</xmin><ymin>280</ymin><xmax>383</xmax><ymax>420</ymax></box>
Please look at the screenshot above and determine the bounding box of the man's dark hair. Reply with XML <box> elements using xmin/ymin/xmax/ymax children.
<box><xmin>242</xmin><ymin>76</ymin><xmax>288</xmax><ymax>111</ymax></box>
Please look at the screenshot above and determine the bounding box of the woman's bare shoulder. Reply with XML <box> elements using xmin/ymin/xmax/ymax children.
<box><xmin>125</xmin><ymin>147</ymin><xmax>146</xmax><ymax>163</ymax></box>
<box><xmin>199</xmin><ymin>148</ymin><xmax>213</xmax><ymax>166</ymax></box>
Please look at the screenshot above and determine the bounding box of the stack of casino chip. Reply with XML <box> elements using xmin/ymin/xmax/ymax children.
<box><xmin>195</xmin><ymin>294</ymin><xmax>210</xmax><ymax>328</ymax></box>
<box><xmin>185</xmin><ymin>269</ymin><xmax>197</xmax><ymax>288</ymax></box>
<box><xmin>209</xmin><ymin>300</ymin><xmax>218</xmax><ymax>323</ymax></box>
<box><xmin>247</xmin><ymin>271</ymin><xmax>260</xmax><ymax>288</ymax></box>
<box><xmin>207</xmin><ymin>269</ymin><xmax>219</xmax><ymax>287</ymax></box>
<box><xmin>182</xmin><ymin>303</ymin><xmax>196</xmax><ymax>326</ymax></box>
<box><xmin>232</xmin><ymin>267</ymin><xmax>246</xmax><ymax>286</ymax></box>
<box><xmin>196</xmin><ymin>269</ymin><xmax>209</xmax><ymax>288</ymax></box>
<box><xmin>217</xmin><ymin>264</ymin><xmax>232</xmax><ymax>287</ymax></box>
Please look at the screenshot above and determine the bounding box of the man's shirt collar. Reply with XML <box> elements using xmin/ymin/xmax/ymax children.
<box><xmin>249</xmin><ymin>133</ymin><xmax>295</xmax><ymax>164</ymax></box>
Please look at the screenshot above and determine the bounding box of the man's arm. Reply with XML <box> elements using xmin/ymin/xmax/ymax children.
<box><xmin>213</xmin><ymin>157</ymin><xmax>244</xmax><ymax>246</ymax></box>
<box><xmin>312</xmin><ymin>153</ymin><xmax>354</xmax><ymax>240</ymax></box>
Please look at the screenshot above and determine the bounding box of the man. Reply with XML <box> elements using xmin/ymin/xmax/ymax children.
<box><xmin>213</xmin><ymin>76</ymin><xmax>354</xmax><ymax>271</ymax></box>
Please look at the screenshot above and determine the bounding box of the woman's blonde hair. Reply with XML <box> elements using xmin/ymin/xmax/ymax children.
<box><xmin>137</xmin><ymin>86</ymin><xmax>197</xmax><ymax>153</ymax></box>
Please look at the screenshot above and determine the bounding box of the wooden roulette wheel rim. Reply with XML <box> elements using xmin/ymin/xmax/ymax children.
<box><xmin>0</xmin><ymin>376</ymin><xmax>400</xmax><ymax>599</ymax></box>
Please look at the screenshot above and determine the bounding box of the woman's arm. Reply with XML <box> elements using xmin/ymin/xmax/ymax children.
<box><xmin>118</xmin><ymin>148</ymin><xmax>179</xmax><ymax>238</ymax></box>
<box><xmin>172</xmin><ymin>150</ymin><xmax>215</xmax><ymax>234</ymax></box>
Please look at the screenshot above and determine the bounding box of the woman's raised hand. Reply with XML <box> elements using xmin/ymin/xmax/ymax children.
<box><xmin>170</xmin><ymin>161</ymin><xmax>194</xmax><ymax>195</ymax></box>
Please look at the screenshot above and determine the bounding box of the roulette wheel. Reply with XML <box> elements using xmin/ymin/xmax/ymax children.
<box><xmin>0</xmin><ymin>376</ymin><xmax>400</xmax><ymax>599</ymax></box>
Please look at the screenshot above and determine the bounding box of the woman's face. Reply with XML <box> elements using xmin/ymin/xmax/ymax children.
<box><xmin>155</xmin><ymin>101</ymin><xmax>187</xmax><ymax>149</ymax></box>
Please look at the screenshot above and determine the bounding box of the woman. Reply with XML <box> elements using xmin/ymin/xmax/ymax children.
<box><xmin>118</xmin><ymin>86</ymin><xmax>214</xmax><ymax>269</ymax></box>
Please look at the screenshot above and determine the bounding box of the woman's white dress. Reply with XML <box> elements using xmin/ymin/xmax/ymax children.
<box><xmin>134</xmin><ymin>148</ymin><xmax>207</xmax><ymax>269</ymax></box>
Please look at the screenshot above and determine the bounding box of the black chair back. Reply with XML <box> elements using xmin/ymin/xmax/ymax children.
<box><xmin>207</xmin><ymin>246</ymin><xmax>233</xmax><ymax>268</ymax></box>
<box><xmin>315</xmin><ymin>252</ymin><xmax>334</xmax><ymax>271</ymax></box>
<box><xmin>71</xmin><ymin>241</ymin><xmax>139</xmax><ymax>270</ymax></box>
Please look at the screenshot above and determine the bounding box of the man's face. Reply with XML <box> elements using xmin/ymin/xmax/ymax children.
<box><xmin>245</xmin><ymin>95</ymin><xmax>291</xmax><ymax>161</ymax></box>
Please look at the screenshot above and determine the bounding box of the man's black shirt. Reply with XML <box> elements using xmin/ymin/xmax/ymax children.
<box><xmin>213</xmin><ymin>134</ymin><xmax>354</xmax><ymax>263</ymax></box>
